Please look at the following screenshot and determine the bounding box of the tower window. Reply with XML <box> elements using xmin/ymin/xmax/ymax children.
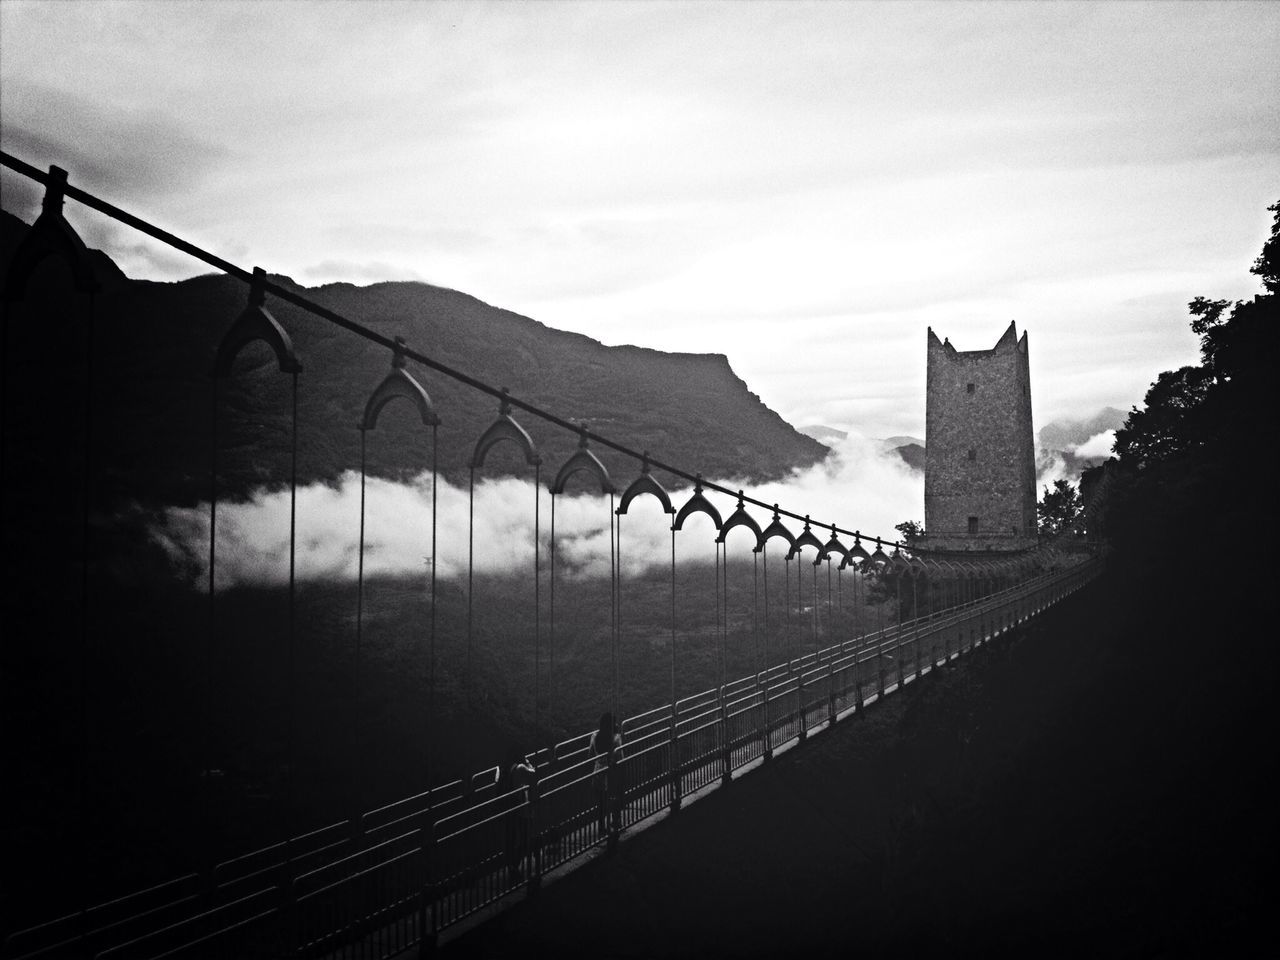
<box><xmin>968</xmin><ymin>448</ymin><xmax>976</xmax><ymax>461</ymax></box>
<box><xmin>967</xmin><ymin>516</ymin><xmax>979</xmax><ymax>535</ymax></box>
<box><xmin>966</xmin><ymin>382</ymin><xmax>975</xmax><ymax>394</ymax></box>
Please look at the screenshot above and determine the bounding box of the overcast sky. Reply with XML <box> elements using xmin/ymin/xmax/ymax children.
<box><xmin>2</xmin><ymin>0</ymin><xmax>1276</xmax><ymax>441</ymax></box>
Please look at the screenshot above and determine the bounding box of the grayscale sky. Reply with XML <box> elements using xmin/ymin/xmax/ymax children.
<box><xmin>2</xmin><ymin>0</ymin><xmax>1277</xmax><ymax>439</ymax></box>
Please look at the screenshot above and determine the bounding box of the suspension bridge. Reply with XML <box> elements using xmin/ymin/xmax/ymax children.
<box><xmin>0</xmin><ymin>152</ymin><xmax>1102</xmax><ymax>959</ymax></box>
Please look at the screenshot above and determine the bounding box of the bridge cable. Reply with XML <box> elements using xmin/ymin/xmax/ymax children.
<box><xmin>207</xmin><ymin>376</ymin><xmax>218</xmax><ymax>802</ymax></box>
<box><xmin>761</xmin><ymin>541</ymin><xmax>769</xmax><ymax>672</ymax></box>
<box><xmin>356</xmin><ymin>427</ymin><xmax>367</xmax><ymax>784</ymax></box>
<box><xmin>610</xmin><ymin>492</ymin><xmax>619</xmax><ymax>721</ymax></box>
<box><xmin>549</xmin><ymin>493</ymin><xmax>557</xmax><ymax>740</ymax></box>
<box><xmin>837</xmin><ymin>559</ymin><xmax>842</xmax><ymax>616</ymax></box>
<box><xmin>826</xmin><ymin>557</ymin><xmax>833</xmax><ymax>644</ymax></box>
<box><xmin>715</xmin><ymin>540</ymin><xmax>723</xmax><ymax>699</ymax></box>
<box><xmin>753</xmin><ymin>550</ymin><xmax>760</xmax><ymax>682</ymax></box>
<box><xmin>428</xmin><ymin>422</ymin><xmax>439</xmax><ymax>800</ymax></box>
<box><xmin>287</xmin><ymin>368</ymin><xmax>299</xmax><ymax>862</ymax></box>
<box><xmin>753</xmin><ymin>548</ymin><xmax>762</xmax><ymax>751</ymax></box>
<box><xmin>533</xmin><ymin>462</ymin><xmax>541</xmax><ymax>745</ymax></box>
<box><xmin>77</xmin><ymin>291</ymin><xmax>97</xmax><ymax>932</ymax></box>
<box><xmin>811</xmin><ymin>557</ymin><xmax>818</xmax><ymax>654</ymax></box>
<box><xmin>876</xmin><ymin>567</ymin><xmax>886</xmax><ymax>697</ymax></box>
<box><xmin>894</xmin><ymin>573</ymin><xmax>904</xmax><ymax>688</ymax></box>
<box><xmin>761</xmin><ymin>541</ymin><xmax>770</xmax><ymax>743</ymax></box>
<box><xmin>669</xmin><ymin>523</ymin><xmax>677</xmax><ymax>723</ymax></box>
<box><xmin>467</xmin><ymin>465</ymin><xmax>475</xmax><ymax>695</ymax></box>
<box><xmin>785</xmin><ymin>556</ymin><xmax>792</xmax><ymax>674</ymax></box>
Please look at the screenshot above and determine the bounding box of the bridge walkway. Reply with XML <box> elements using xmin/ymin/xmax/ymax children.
<box><xmin>441</xmin><ymin>567</ymin><xmax>1113</xmax><ymax>957</ymax></box>
<box><xmin>436</xmin><ymin>567</ymin><xmax>1100</xmax><ymax>957</ymax></box>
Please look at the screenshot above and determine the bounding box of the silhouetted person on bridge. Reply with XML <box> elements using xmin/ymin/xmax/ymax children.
<box><xmin>590</xmin><ymin>711</ymin><xmax>623</xmax><ymax>838</ymax></box>
<box><xmin>502</xmin><ymin>747</ymin><xmax>537</xmax><ymax>879</ymax></box>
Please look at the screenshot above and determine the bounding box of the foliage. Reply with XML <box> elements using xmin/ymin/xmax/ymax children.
<box><xmin>894</xmin><ymin>520</ymin><xmax>924</xmax><ymax>545</ymax></box>
<box><xmin>1105</xmin><ymin>200</ymin><xmax>1279</xmax><ymax>564</ymax></box>
<box><xmin>1037</xmin><ymin>479</ymin><xmax>1082</xmax><ymax>538</ymax></box>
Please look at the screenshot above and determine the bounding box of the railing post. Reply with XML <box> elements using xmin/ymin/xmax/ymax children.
<box><xmin>527</xmin><ymin>778</ymin><xmax>543</xmax><ymax>893</ymax></box>
<box><xmin>796</xmin><ymin>672</ymin><xmax>807</xmax><ymax>741</ymax></box>
<box><xmin>419</xmin><ymin>818</ymin><xmax>439</xmax><ymax>957</ymax></box>
<box><xmin>669</xmin><ymin>714</ymin><xmax>683</xmax><ymax>812</ymax></box>
<box><xmin>415</xmin><ymin>814</ymin><xmax>437</xmax><ymax>958</ymax></box>
<box><xmin>283</xmin><ymin>852</ymin><xmax>298</xmax><ymax>959</ymax></box>
<box><xmin>826</xmin><ymin>661</ymin><xmax>837</xmax><ymax>728</ymax></box>
<box><xmin>912</xmin><ymin>616</ymin><xmax>921</xmax><ymax>680</ymax></box>
<box><xmin>606</xmin><ymin>745</ymin><xmax>620</xmax><ymax>853</ymax></box>
<box><xmin>760</xmin><ymin>675</ymin><xmax>773</xmax><ymax>761</ymax></box>
<box><xmin>852</xmin><ymin>645</ymin><xmax>865</xmax><ymax>717</ymax></box>
<box><xmin>720</xmin><ymin>689</ymin><xmax>732</xmax><ymax>784</ymax></box>
<box><xmin>895</xmin><ymin>621</ymin><xmax>905</xmax><ymax>688</ymax></box>
<box><xmin>877</xmin><ymin>634</ymin><xmax>886</xmax><ymax>698</ymax></box>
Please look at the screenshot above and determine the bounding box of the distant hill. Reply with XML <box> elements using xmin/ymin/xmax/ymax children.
<box><xmin>0</xmin><ymin>210</ymin><xmax>827</xmax><ymax>504</ymax></box>
<box><xmin>879</xmin><ymin>435</ymin><xmax>924</xmax><ymax>451</ymax></box>
<box><xmin>892</xmin><ymin>442</ymin><xmax>926</xmax><ymax>472</ymax></box>
<box><xmin>1037</xmin><ymin>407</ymin><xmax>1126</xmax><ymax>451</ymax></box>
<box><xmin>876</xmin><ymin>412</ymin><xmax>1129</xmax><ymax>483</ymax></box>
<box><xmin>799</xmin><ymin>425</ymin><xmax>848</xmax><ymax>442</ymax></box>
<box><xmin>1037</xmin><ymin>407</ymin><xmax>1126</xmax><ymax>481</ymax></box>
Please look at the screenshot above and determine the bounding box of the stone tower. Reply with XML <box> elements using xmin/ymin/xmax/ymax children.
<box><xmin>924</xmin><ymin>322</ymin><xmax>1036</xmax><ymax>552</ymax></box>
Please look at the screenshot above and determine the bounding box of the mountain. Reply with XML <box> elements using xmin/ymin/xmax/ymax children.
<box><xmin>879</xmin><ymin>435</ymin><xmax>924</xmax><ymax>451</ymax></box>
<box><xmin>0</xmin><ymin>210</ymin><xmax>827</xmax><ymax>504</ymax></box>
<box><xmin>1037</xmin><ymin>407</ymin><xmax>1126</xmax><ymax>451</ymax></box>
<box><xmin>799</xmin><ymin>425</ymin><xmax>848</xmax><ymax>442</ymax></box>
<box><xmin>892</xmin><ymin>443</ymin><xmax>926</xmax><ymax>472</ymax></box>
<box><xmin>1036</xmin><ymin>407</ymin><xmax>1126</xmax><ymax>482</ymax></box>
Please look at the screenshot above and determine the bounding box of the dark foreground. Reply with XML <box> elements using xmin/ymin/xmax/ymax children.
<box><xmin>443</xmin><ymin>567</ymin><xmax>1272</xmax><ymax>958</ymax></box>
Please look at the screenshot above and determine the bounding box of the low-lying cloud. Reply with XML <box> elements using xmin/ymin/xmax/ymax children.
<box><xmin>1073</xmin><ymin>429</ymin><xmax>1116</xmax><ymax>459</ymax></box>
<box><xmin>150</xmin><ymin>434</ymin><xmax>923</xmax><ymax>589</ymax></box>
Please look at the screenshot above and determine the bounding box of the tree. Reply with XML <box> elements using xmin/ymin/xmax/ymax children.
<box><xmin>1112</xmin><ymin>201</ymin><xmax>1279</xmax><ymax>479</ymax></box>
<box><xmin>894</xmin><ymin>520</ymin><xmax>924</xmax><ymax>545</ymax></box>
<box><xmin>1111</xmin><ymin>365</ymin><xmax>1214</xmax><ymax>470</ymax></box>
<box><xmin>1038</xmin><ymin>479</ymin><xmax>1082</xmax><ymax>538</ymax></box>
<box><xmin>1100</xmin><ymin>199</ymin><xmax>1279</xmax><ymax>566</ymax></box>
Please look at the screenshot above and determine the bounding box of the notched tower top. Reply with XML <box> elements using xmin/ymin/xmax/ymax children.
<box><xmin>927</xmin><ymin>320</ymin><xmax>1028</xmax><ymax>359</ymax></box>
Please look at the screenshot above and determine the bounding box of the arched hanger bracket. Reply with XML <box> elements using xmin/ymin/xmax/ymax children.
<box><xmin>760</xmin><ymin>505</ymin><xmax>796</xmax><ymax>553</ymax></box>
<box><xmin>673</xmin><ymin>475</ymin><xmax>723</xmax><ymax>531</ymax></box>
<box><xmin>3</xmin><ymin>165</ymin><xmax>101</xmax><ymax>301</ymax></box>
<box><xmin>817</xmin><ymin>526</ymin><xmax>848</xmax><ymax>566</ymax></box>
<box><xmin>360</xmin><ymin>336</ymin><xmax>440</xmax><ymax>430</ymax></box>
<box><xmin>786</xmin><ymin>516</ymin><xmax>824</xmax><ymax>561</ymax></box>
<box><xmin>212</xmin><ymin>267</ymin><xmax>302</xmax><ymax>378</ymax></box>
<box><xmin>866</xmin><ymin>541</ymin><xmax>892</xmax><ymax>569</ymax></box>
<box><xmin>840</xmin><ymin>533</ymin><xmax>871</xmax><ymax>570</ymax></box>
<box><xmin>616</xmin><ymin>453</ymin><xmax>674</xmax><ymax>516</ymax></box>
<box><xmin>716</xmin><ymin>491</ymin><xmax>763</xmax><ymax>552</ymax></box>
<box><xmin>473</xmin><ymin>388</ymin><xmax>539</xmax><ymax>467</ymax></box>
<box><xmin>550</xmin><ymin>425</ymin><xmax>615</xmax><ymax>494</ymax></box>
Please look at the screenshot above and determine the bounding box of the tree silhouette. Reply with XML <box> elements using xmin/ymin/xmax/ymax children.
<box><xmin>1037</xmin><ymin>479</ymin><xmax>1082</xmax><ymax>538</ymax></box>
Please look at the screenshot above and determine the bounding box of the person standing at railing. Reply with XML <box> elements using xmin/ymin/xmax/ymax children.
<box><xmin>502</xmin><ymin>747</ymin><xmax>537</xmax><ymax>880</ymax></box>
<box><xmin>589</xmin><ymin>712</ymin><xmax>623</xmax><ymax>838</ymax></box>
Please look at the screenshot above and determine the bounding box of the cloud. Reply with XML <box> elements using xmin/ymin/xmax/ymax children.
<box><xmin>0</xmin><ymin>82</ymin><xmax>230</xmax><ymax>202</ymax></box>
<box><xmin>149</xmin><ymin>434</ymin><xmax>922</xmax><ymax>589</ymax></box>
<box><xmin>1073</xmin><ymin>430</ymin><xmax>1116</xmax><ymax>459</ymax></box>
<box><xmin>301</xmin><ymin>259</ymin><xmax>428</xmax><ymax>284</ymax></box>
<box><xmin>1035</xmin><ymin>451</ymin><xmax>1069</xmax><ymax>493</ymax></box>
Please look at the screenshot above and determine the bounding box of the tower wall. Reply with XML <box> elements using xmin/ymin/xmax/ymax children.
<box><xmin>924</xmin><ymin>322</ymin><xmax>1037</xmax><ymax>551</ymax></box>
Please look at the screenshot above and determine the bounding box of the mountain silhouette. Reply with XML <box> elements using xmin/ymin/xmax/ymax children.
<box><xmin>0</xmin><ymin>210</ymin><xmax>827</xmax><ymax>505</ymax></box>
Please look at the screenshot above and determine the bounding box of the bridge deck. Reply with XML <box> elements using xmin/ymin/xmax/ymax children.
<box><xmin>443</xmin><ymin>566</ymin><xmax>1222</xmax><ymax>957</ymax></box>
